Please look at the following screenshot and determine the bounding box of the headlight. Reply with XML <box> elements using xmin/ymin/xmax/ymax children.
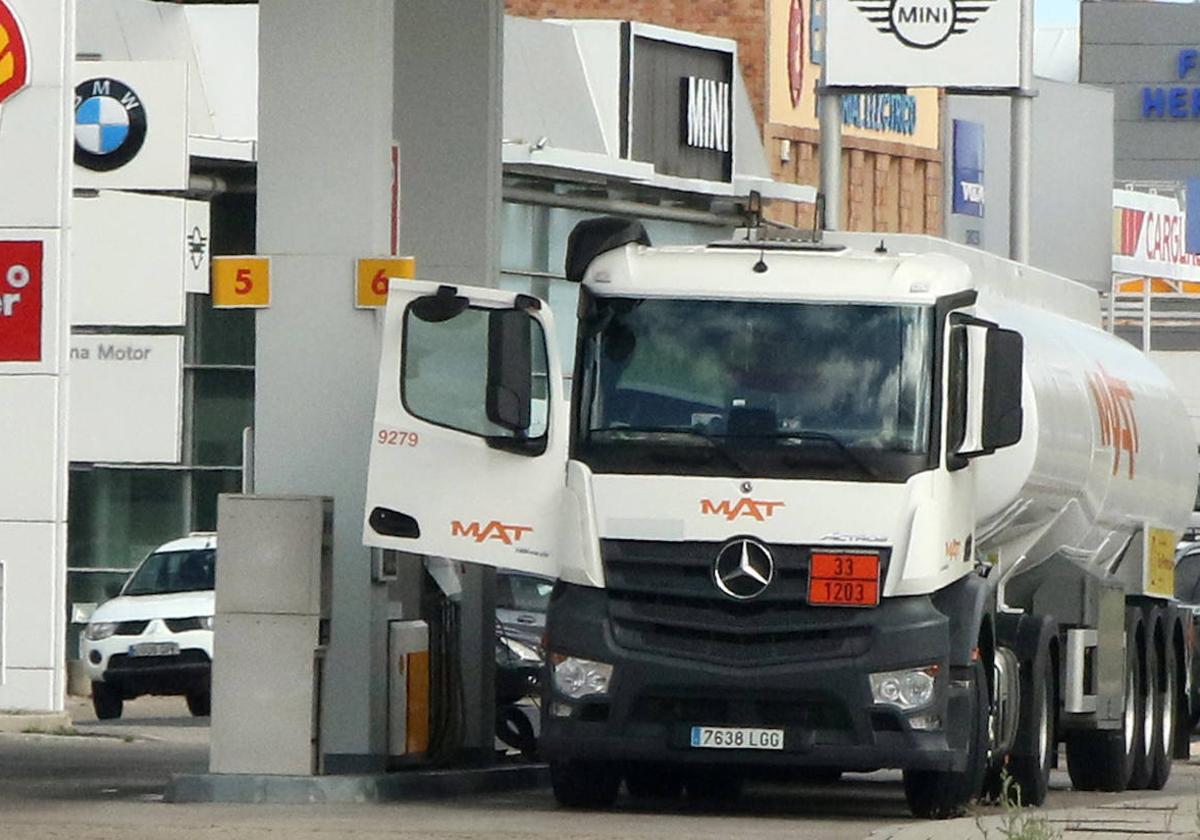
<box><xmin>869</xmin><ymin>665</ymin><xmax>939</xmax><ymax>711</ymax></box>
<box><xmin>199</xmin><ymin>616</ymin><xmax>214</xmax><ymax>631</ymax></box>
<box><xmin>551</xmin><ymin>653</ymin><xmax>613</xmax><ymax>700</ymax></box>
<box><xmin>498</xmin><ymin>636</ymin><xmax>542</xmax><ymax>665</ymax></box>
<box><xmin>84</xmin><ymin>621</ymin><xmax>117</xmax><ymax>642</ymax></box>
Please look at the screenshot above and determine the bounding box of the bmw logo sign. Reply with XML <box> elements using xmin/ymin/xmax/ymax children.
<box><xmin>74</xmin><ymin>77</ymin><xmax>147</xmax><ymax>172</ymax></box>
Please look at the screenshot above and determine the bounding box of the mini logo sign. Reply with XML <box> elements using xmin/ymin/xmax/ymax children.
<box><xmin>187</xmin><ymin>226</ymin><xmax>208</xmax><ymax>271</ymax></box>
<box><xmin>713</xmin><ymin>539</ymin><xmax>775</xmax><ymax>600</ymax></box>
<box><xmin>848</xmin><ymin>0</ymin><xmax>998</xmax><ymax>49</ymax></box>
<box><xmin>682</xmin><ymin>76</ymin><xmax>731</xmax><ymax>153</ymax></box>
<box><xmin>700</xmin><ymin>498</ymin><xmax>785</xmax><ymax>522</ymax></box>
<box><xmin>74</xmin><ymin>78</ymin><xmax>148</xmax><ymax>172</ymax></box>
<box><xmin>1085</xmin><ymin>364</ymin><xmax>1139</xmax><ymax>479</ymax></box>
<box><xmin>0</xmin><ymin>1</ymin><xmax>29</xmax><ymax>106</ymax></box>
<box><xmin>450</xmin><ymin>520</ymin><xmax>533</xmax><ymax>545</ymax></box>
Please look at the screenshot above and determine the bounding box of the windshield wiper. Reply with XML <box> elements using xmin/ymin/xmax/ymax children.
<box><xmin>588</xmin><ymin>426</ymin><xmax>754</xmax><ymax>476</ymax></box>
<box><xmin>721</xmin><ymin>430</ymin><xmax>879</xmax><ymax>479</ymax></box>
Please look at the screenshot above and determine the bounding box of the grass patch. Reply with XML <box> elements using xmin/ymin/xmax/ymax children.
<box><xmin>20</xmin><ymin>725</ymin><xmax>81</xmax><ymax>737</ymax></box>
<box><xmin>976</xmin><ymin>771</ymin><xmax>1061</xmax><ymax>840</ymax></box>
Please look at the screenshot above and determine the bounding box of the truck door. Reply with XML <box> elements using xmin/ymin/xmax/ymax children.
<box><xmin>363</xmin><ymin>280</ymin><xmax>566</xmax><ymax>578</ymax></box>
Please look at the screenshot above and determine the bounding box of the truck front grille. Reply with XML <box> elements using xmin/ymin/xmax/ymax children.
<box><xmin>601</xmin><ymin>539</ymin><xmax>884</xmax><ymax>666</ymax></box>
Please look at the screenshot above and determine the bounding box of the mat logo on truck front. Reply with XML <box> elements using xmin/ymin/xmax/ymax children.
<box><xmin>700</xmin><ymin>498</ymin><xmax>785</xmax><ymax>522</ymax></box>
<box><xmin>1085</xmin><ymin>364</ymin><xmax>1139</xmax><ymax>479</ymax></box>
<box><xmin>450</xmin><ymin>520</ymin><xmax>533</xmax><ymax>545</ymax></box>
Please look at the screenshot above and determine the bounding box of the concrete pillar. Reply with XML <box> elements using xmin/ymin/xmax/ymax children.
<box><xmin>0</xmin><ymin>0</ymin><xmax>73</xmax><ymax>714</ymax></box>
<box><xmin>256</xmin><ymin>0</ymin><xmax>503</xmax><ymax>768</ymax></box>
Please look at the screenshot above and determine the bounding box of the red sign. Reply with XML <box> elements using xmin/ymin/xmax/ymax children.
<box><xmin>0</xmin><ymin>1</ymin><xmax>29</xmax><ymax>106</ymax></box>
<box><xmin>0</xmin><ymin>241</ymin><xmax>44</xmax><ymax>362</ymax></box>
<box><xmin>808</xmin><ymin>551</ymin><xmax>881</xmax><ymax>607</ymax></box>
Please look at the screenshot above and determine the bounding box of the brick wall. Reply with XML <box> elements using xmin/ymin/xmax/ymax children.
<box><xmin>507</xmin><ymin>0</ymin><xmax>943</xmax><ymax>235</ymax></box>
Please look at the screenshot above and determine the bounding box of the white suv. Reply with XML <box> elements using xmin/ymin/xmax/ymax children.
<box><xmin>81</xmin><ymin>534</ymin><xmax>216</xmax><ymax>720</ymax></box>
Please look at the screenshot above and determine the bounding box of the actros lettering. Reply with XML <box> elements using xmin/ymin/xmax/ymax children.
<box><xmin>700</xmin><ymin>498</ymin><xmax>785</xmax><ymax>522</ymax></box>
<box><xmin>450</xmin><ymin>520</ymin><xmax>533</xmax><ymax>545</ymax></box>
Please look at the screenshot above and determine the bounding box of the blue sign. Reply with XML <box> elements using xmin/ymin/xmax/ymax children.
<box><xmin>1187</xmin><ymin>176</ymin><xmax>1200</xmax><ymax>254</ymax></box>
<box><xmin>841</xmin><ymin>93</ymin><xmax>918</xmax><ymax>136</ymax></box>
<box><xmin>952</xmin><ymin>119</ymin><xmax>984</xmax><ymax>218</ymax></box>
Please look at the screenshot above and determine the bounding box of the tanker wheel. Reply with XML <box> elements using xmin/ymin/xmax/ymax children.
<box><xmin>1066</xmin><ymin>609</ymin><xmax>1144</xmax><ymax>791</ymax></box>
<box><xmin>1008</xmin><ymin>646</ymin><xmax>1056</xmax><ymax>807</ymax></box>
<box><xmin>1129</xmin><ymin>610</ymin><xmax>1156</xmax><ymax>791</ymax></box>
<box><xmin>1146</xmin><ymin>608</ymin><xmax>1175</xmax><ymax>791</ymax></box>
<box><xmin>550</xmin><ymin>760</ymin><xmax>621</xmax><ymax>809</ymax></box>
<box><xmin>624</xmin><ymin>763</ymin><xmax>683</xmax><ymax>799</ymax></box>
<box><xmin>903</xmin><ymin>659</ymin><xmax>989</xmax><ymax>819</ymax></box>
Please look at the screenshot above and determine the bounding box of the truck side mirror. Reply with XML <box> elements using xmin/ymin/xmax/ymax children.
<box><xmin>981</xmin><ymin>328</ymin><xmax>1023</xmax><ymax>451</ymax></box>
<box><xmin>950</xmin><ymin>321</ymin><xmax>1023</xmax><ymax>466</ymax></box>
<box><xmin>485</xmin><ymin>308</ymin><xmax>533</xmax><ymax>434</ymax></box>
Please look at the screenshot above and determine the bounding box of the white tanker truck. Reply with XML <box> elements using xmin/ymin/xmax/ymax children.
<box><xmin>363</xmin><ymin>219</ymin><xmax>1199</xmax><ymax>818</ymax></box>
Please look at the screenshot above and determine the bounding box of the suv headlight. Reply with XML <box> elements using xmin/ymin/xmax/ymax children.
<box><xmin>84</xmin><ymin>621</ymin><xmax>118</xmax><ymax>642</ymax></box>
<box><xmin>869</xmin><ymin>665</ymin><xmax>939</xmax><ymax>711</ymax></box>
<box><xmin>551</xmin><ymin>653</ymin><xmax>613</xmax><ymax>700</ymax></box>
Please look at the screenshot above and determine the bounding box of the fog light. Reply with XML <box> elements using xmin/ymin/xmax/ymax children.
<box><xmin>88</xmin><ymin>650</ymin><xmax>102</xmax><ymax>665</ymax></box>
<box><xmin>869</xmin><ymin>665</ymin><xmax>939</xmax><ymax>711</ymax></box>
<box><xmin>908</xmin><ymin>714</ymin><xmax>942</xmax><ymax>731</ymax></box>
<box><xmin>551</xmin><ymin>653</ymin><xmax>613</xmax><ymax>700</ymax></box>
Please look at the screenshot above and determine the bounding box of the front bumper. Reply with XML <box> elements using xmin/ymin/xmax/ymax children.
<box><xmin>540</xmin><ymin>583</ymin><xmax>971</xmax><ymax>772</ymax></box>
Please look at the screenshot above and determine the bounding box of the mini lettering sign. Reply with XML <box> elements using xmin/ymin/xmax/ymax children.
<box><xmin>682</xmin><ymin>77</ymin><xmax>731</xmax><ymax>153</ymax></box>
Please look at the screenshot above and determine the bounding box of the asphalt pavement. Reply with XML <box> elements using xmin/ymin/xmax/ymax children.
<box><xmin>1</xmin><ymin>696</ymin><xmax>1199</xmax><ymax>840</ymax></box>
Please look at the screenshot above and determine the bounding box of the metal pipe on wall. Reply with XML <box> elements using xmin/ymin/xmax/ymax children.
<box><xmin>818</xmin><ymin>93</ymin><xmax>843</xmax><ymax>231</ymax></box>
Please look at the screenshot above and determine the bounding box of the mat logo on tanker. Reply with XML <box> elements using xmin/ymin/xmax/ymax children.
<box><xmin>1085</xmin><ymin>364</ymin><xmax>1139</xmax><ymax>479</ymax></box>
<box><xmin>0</xmin><ymin>1</ymin><xmax>29</xmax><ymax>106</ymax></box>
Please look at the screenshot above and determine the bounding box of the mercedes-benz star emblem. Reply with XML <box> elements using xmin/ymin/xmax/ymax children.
<box><xmin>713</xmin><ymin>539</ymin><xmax>774</xmax><ymax>600</ymax></box>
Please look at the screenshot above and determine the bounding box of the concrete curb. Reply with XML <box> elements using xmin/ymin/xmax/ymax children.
<box><xmin>165</xmin><ymin>763</ymin><xmax>550</xmax><ymax>804</ymax></box>
<box><xmin>0</xmin><ymin>713</ymin><xmax>73</xmax><ymax>734</ymax></box>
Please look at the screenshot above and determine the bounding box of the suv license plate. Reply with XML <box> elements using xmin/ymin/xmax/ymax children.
<box><xmin>129</xmin><ymin>642</ymin><xmax>180</xmax><ymax>658</ymax></box>
<box><xmin>690</xmin><ymin>726</ymin><xmax>784</xmax><ymax>750</ymax></box>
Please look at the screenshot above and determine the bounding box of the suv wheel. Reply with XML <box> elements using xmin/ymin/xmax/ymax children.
<box><xmin>186</xmin><ymin>688</ymin><xmax>211</xmax><ymax>717</ymax></box>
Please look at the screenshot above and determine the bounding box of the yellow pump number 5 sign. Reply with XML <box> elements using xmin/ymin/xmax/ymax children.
<box><xmin>213</xmin><ymin>256</ymin><xmax>271</xmax><ymax>308</ymax></box>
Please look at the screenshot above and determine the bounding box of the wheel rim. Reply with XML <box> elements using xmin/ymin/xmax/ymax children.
<box><xmin>1036</xmin><ymin>677</ymin><xmax>1051</xmax><ymax>769</ymax></box>
<box><xmin>1124</xmin><ymin>666</ymin><xmax>1136</xmax><ymax>755</ymax></box>
<box><xmin>1161</xmin><ymin>652</ymin><xmax>1175</xmax><ymax>758</ymax></box>
<box><xmin>1142</xmin><ymin>655</ymin><xmax>1154</xmax><ymax>761</ymax></box>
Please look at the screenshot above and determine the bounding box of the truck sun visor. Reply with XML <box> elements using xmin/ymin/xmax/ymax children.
<box><xmin>565</xmin><ymin>217</ymin><xmax>652</xmax><ymax>283</ymax></box>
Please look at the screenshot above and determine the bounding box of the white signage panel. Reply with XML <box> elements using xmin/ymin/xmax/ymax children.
<box><xmin>0</xmin><ymin>376</ymin><xmax>59</xmax><ymax>521</ymax></box>
<box><xmin>72</xmin><ymin>191</ymin><xmax>190</xmax><ymax>327</ymax></box>
<box><xmin>184</xmin><ymin>200</ymin><xmax>211</xmax><ymax>294</ymax></box>
<box><xmin>68</xmin><ymin>334</ymin><xmax>183</xmax><ymax>464</ymax></box>
<box><xmin>73</xmin><ymin>61</ymin><xmax>189</xmax><ymax>190</ymax></box>
<box><xmin>1112</xmin><ymin>189</ymin><xmax>1200</xmax><ymax>283</ymax></box>
<box><xmin>825</xmin><ymin>0</ymin><xmax>1020</xmax><ymax>88</ymax></box>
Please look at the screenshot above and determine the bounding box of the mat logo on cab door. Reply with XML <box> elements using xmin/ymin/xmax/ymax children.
<box><xmin>450</xmin><ymin>520</ymin><xmax>533</xmax><ymax>545</ymax></box>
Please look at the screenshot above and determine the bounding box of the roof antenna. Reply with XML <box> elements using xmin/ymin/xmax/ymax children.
<box><xmin>747</xmin><ymin>191</ymin><xmax>769</xmax><ymax>273</ymax></box>
<box><xmin>875</xmin><ymin>239</ymin><xmax>888</xmax><ymax>254</ymax></box>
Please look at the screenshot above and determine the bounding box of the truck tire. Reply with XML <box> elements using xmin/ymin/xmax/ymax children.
<box><xmin>624</xmin><ymin>763</ymin><xmax>683</xmax><ymax>799</ymax></box>
<box><xmin>91</xmin><ymin>681</ymin><xmax>123</xmax><ymax>721</ymax></box>
<box><xmin>550</xmin><ymin>760</ymin><xmax>620</xmax><ymax>809</ymax></box>
<box><xmin>1129</xmin><ymin>610</ymin><xmax>1155</xmax><ymax>791</ymax></box>
<box><xmin>903</xmin><ymin>660</ymin><xmax>988</xmax><ymax>819</ymax></box>
<box><xmin>1065</xmin><ymin>610</ymin><xmax>1143</xmax><ymax>791</ymax></box>
<box><xmin>1008</xmin><ymin>647</ymin><xmax>1055</xmax><ymax>806</ymax></box>
<box><xmin>1147</xmin><ymin>609</ymin><xmax>1175</xmax><ymax>790</ymax></box>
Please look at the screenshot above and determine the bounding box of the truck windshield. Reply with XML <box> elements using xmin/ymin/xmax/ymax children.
<box><xmin>575</xmin><ymin>296</ymin><xmax>936</xmax><ymax>481</ymax></box>
<box><xmin>122</xmin><ymin>549</ymin><xmax>216</xmax><ymax>596</ymax></box>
